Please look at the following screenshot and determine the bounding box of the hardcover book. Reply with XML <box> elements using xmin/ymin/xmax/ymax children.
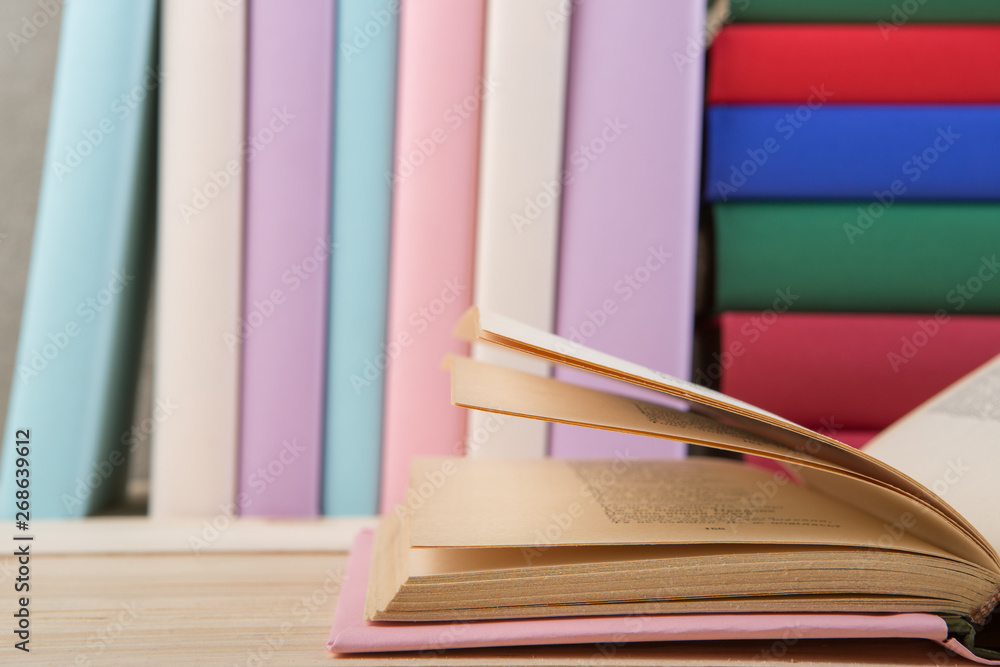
<box><xmin>339</xmin><ymin>308</ymin><xmax>1000</xmax><ymax>662</ymax></box>
<box><xmin>379</xmin><ymin>0</ymin><xmax>485</xmax><ymax>508</ymax></box>
<box><xmin>706</xmin><ymin>106</ymin><xmax>1000</xmax><ymax>201</ymax></box>
<box><xmin>551</xmin><ymin>0</ymin><xmax>704</xmax><ymax>459</ymax></box>
<box><xmin>151</xmin><ymin>0</ymin><xmax>246</xmax><ymax>516</ymax></box>
<box><xmin>0</xmin><ymin>0</ymin><xmax>157</xmax><ymax>517</ymax></box>
<box><xmin>714</xmin><ymin>202</ymin><xmax>1000</xmax><ymax>314</ymax></box>
<box><xmin>467</xmin><ymin>0</ymin><xmax>570</xmax><ymax>459</ymax></box>
<box><xmin>709</xmin><ymin>25</ymin><xmax>1000</xmax><ymax>104</ymax></box>
<box><xmin>324</xmin><ymin>0</ymin><xmax>399</xmax><ymax>515</ymax></box>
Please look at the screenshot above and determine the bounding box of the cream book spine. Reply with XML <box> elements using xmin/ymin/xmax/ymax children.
<box><xmin>150</xmin><ymin>0</ymin><xmax>246</xmax><ymax>516</ymax></box>
<box><xmin>467</xmin><ymin>0</ymin><xmax>571</xmax><ymax>458</ymax></box>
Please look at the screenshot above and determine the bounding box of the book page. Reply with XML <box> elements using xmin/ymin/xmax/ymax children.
<box><xmin>456</xmin><ymin>308</ymin><xmax>979</xmax><ymax>537</ymax></box>
<box><xmin>865</xmin><ymin>353</ymin><xmax>1000</xmax><ymax>555</ymax></box>
<box><xmin>403</xmin><ymin>457</ymin><xmax>959</xmax><ymax>564</ymax></box>
<box><xmin>450</xmin><ymin>355</ymin><xmax>850</xmax><ymax>472</ymax></box>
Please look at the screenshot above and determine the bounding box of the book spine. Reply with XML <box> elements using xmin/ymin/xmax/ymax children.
<box><xmin>729</xmin><ymin>0</ymin><xmax>1000</xmax><ymax>22</ymax></box>
<box><xmin>719</xmin><ymin>312</ymin><xmax>1000</xmax><ymax>429</ymax></box>
<box><xmin>706</xmin><ymin>105</ymin><xmax>1000</xmax><ymax>201</ymax></box>
<box><xmin>0</xmin><ymin>0</ymin><xmax>158</xmax><ymax>517</ymax></box>
<box><xmin>379</xmin><ymin>0</ymin><xmax>485</xmax><ymax>509</ymax></box>
<box><xmin>240</xmin><ymin>0</ymin><xmax>335</xmax><ymax>516</ymax></box>
<box><xmin>709</xmin><ymin>25</ymin><xmax>1000</xmax><ymax>104</ymax></box>
<box><xmin>550</xmin><ymin>0</ymin><xmax>704</xmax><ymax>459</ymax></box>
<box><xmin>714</xmin><ymin>202</ymin><xmax>1000</xmax><ymax>313</ymax></box>
<box><xmin>323</xmin><ymin>0</ymin><xmax>399</xmax><ymax>515</ymax></box>
<box><xmin>150</xmin><ymin>0</ymin><xmax>245</xmax><ymax>517</ymax></box>
<box><xmin>466</xmin><ymin>0</ymin><xmax>570</xmax><ymax>458</ymax></box>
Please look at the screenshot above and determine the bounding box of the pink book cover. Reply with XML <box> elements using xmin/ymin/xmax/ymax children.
<box><xmin>720</xmin><ymin>312</ymin><xmax>1000</xmax><ymax>430</ymax></box>
<box><xmin>327</xmin><ymin>530</ymin><xmax>998</xmax><ymax>663</ymax></box>
<box><xmin>551</xmin><ymin>0</ymin><xmax>704</xmax><ymax>459</ymax></box>
<box><xmin>239</xmin><ymin>0</ymin><xmax>335</xmax><ymax>515</ymax></box>
<box><xmin>379</xmin><ymin>0</ymin><xmax>485</xmax><ymax>509</ymax></box>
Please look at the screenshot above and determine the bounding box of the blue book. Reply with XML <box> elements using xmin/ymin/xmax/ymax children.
<box><xmin>0</xmin><ymin>0</ymin><xmax>158</xmax><ymax>518</ymax></box>
<box><xmin>323</xmin><ymin>0</ymin><xmax>399</xmax><ymax>515</ymax></box>
<box><xmin>706</xmin><ymin>105</ymin><xmax>1000</xmax><ymax>201</ymax></box>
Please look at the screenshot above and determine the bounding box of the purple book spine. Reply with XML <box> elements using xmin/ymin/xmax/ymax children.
<box><xmin>240</xmin><ymin>0</ymin><xmax>335</xmax><ymax>515</ymax></box>
<box><xmin>552</xmin><ymin>0</ymin><xmax>705</xmax><ymax>459</ymax></box>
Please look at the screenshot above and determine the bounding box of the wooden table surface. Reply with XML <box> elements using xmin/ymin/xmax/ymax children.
<box><xmin>0</xmin><ymin>518</ymin><xmax>980</xmax><ymax>665</ymax></box>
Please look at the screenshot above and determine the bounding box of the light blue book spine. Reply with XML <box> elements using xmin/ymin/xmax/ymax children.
<box><xmin>323</xmin><ymin>0</ymin><xmax>399</xmax><ymax>514</ymax></box>
<box><xmin>0</xmin><ymin>0</ymin><xmax>158</xmax><ymax>518</ymax></box>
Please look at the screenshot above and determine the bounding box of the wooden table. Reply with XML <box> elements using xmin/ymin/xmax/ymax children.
<box><xmin>0</xmin><ymin>518</ymin><xmax>979</xmax><ymax>665</ymax></box>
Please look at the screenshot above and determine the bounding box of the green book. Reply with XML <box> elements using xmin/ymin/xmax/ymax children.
<box><xmin>729</xmin><ymin>0</ymin><xmax>1000</xmax><ymax>23</ymax></box>
<box><xmin>715</xmin><ymin>203</ymin><xmax>1000</xmax><ymax>314</ymax></box>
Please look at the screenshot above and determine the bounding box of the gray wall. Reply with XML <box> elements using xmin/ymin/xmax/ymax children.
<box><xmin>0</xmin><ymin>1</ymin><xmax>61</xmax><ymax>446</ymax></box>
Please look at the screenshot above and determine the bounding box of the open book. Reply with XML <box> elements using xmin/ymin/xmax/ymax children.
<box><xmin>364</xmin><ymin>307</ymin><xmax>1000</xmax><ymax>659</ymax></box>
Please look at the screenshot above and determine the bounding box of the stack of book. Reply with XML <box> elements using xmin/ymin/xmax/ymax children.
<box><xmin>705</xmin><ymin>1</ymin><xmax>1000</xmax><ymax>449</ymax></box>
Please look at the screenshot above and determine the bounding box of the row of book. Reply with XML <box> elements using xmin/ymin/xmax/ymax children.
<box><xmin>705</xmin><ymin>8</ymin><xmax>1000</xmax><ymax>448</ymax></box>
<box><xmin>0</xmin><ymin>0</ymin><xmax>707</xmax><ymax>518</ymax></box>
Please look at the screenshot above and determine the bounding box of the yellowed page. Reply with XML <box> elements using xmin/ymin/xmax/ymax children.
<box><xmin>403</xmin><ymin>457</ymin><xmax>960</xmax><ymax>564</ymax></box>
<box><xmin>451</xmin><ymin>355</ymin><xmax>848</xmax><ymax>472</ymax></box>
<box><xmin>450</xmin><ymin>355</ymin><xmax>988</xmax><ymax>552</ymax></box>
<box><xmin>455</xmin><ymin>310</ymin><xmax>980</xmax><ymax>539</ymax></box>
<box><xmin>865</xmin><ymin>353</ymin><xmax>1000</xmax><ymax>554</ymax></box>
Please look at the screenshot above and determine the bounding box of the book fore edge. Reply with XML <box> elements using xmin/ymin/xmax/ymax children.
<box><xmin>972</xmin><ymin>587</ymin><xmax>1000</xmax><ymax>626</ymax></box>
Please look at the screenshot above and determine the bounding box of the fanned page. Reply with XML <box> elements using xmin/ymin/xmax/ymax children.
<box><xmin>452</xmin><ymin>308</ymin><xmax>999</xmax><ymax>568</ymax></box>
<box><xmin>449</xmin><ymin>356</ymin><xmax>995</xmax><ymax>574</ymax></box>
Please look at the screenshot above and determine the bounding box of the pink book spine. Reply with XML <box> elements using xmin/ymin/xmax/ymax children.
<box><xmin>551</xmin><ymin>0</ymin><xmax>705</xmax><ymax>458</ymax></box>
<box><xmin>379</xmin><ymin>0</ymin><xmax>485</xmax><ymax>510</ymax></box>
<box><xmin>240</xmin><ymin>0</ymin><xmax>335</xmax><ymax>516</ymax></box>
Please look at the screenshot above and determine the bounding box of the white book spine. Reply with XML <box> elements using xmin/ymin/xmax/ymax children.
<box><xmin>150</xmin><ymin>0</ymin><xmax>246</xmax><ymax>515</ymax></box>
<box><xmin>468</xmin><ymin>0</ymin><xmax>571</xmax><ymax>458</ymax></box>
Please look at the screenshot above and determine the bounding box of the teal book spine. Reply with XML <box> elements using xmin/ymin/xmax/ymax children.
<box><xmin>0</xmin><ymin>0</ymin><xmax>158</xmax><ymax>518</ymax></box>
<box><xmin>323</xmin><ymin>0</ymin><xmax>399</xmax><ymax>514</ymax></box>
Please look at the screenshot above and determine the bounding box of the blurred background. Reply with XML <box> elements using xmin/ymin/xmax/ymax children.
<box><xmin>2</xmin><ymin>0</ymin><xmax>998</xmax><ymax>519</ymax></box>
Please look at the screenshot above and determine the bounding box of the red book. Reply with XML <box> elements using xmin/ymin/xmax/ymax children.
<box><xmin>708</xmin><ymin>25</ymin><xmax>1000</xmax><ymax>104</ymax></box>
<box><xmin>718</xmin><ymin>312</ymin><xmax>1000</xmax><ymax>430</ymax></box>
